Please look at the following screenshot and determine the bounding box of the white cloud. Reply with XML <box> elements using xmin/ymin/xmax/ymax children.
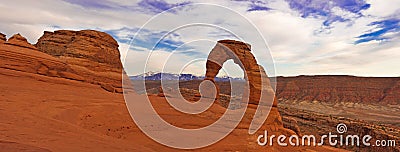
<box><xmin>0</xmin><ymin>0</ymin><xmax>152</xmax><ymax>42</ymax></box>
<box><xmin>363</xmin><ymin>0</ymin><xmax>400</xmax><ymax>17</ymax></box>
<box><xmin>0</xmin><ymin>0</ymin><xmax>399</xmax><ymax>77</ymax></box>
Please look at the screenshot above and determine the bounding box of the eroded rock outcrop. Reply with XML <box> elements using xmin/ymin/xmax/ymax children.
<box><xmin>36</xmin><ymin>30</ymin><xmax>123</xmax><ymax>92</ymax></box>
<box><xmin>282</xmin><ymin>116</ymin><xmax>302</xmax><ymax>136</ymax></box>
<box><xmin>158</xmin><ymin>86</ymin><xmax>166</xmax><ymax>97</ymax></box>
<box><xmin>0</xmin><ymin>33</ymin><xmax>6</xmax><ymax>43</ymax></box>
<box><xmin>0</xmin><ymin>31</ymin><xmax>123</xmax><ymax>93</ymax></box>
<box><xmin>200</xmin><ymin>40</ymin><xmax>294</xmax><ymax>137</ymax></box>
<box><xmin>5</xmin><ymin>33</ymin><xmax>37</xmax><ymax>50</ymax></box>
<box><xmin>0</xmin><ymin>34</ymin><xmax>82</xmax><ymax>81</ymax></box>
<box><xmin>203</xmin><ymin>40</ymin><xmax>276</xmax><ymax>106</ymax></box>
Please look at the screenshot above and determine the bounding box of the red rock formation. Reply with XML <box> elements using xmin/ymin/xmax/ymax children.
<box><xmin>0</xmin><ymin>34</ymin><xmax>82</xmax><ymax>81</ymax></box>
<box><xmin>5</xmin><ymin>33</ymin><xmax>37</xmax><ymax>50</ymax></box>
<box><xmin>158</xmin><ymin>86</ymin><xmax>166</xmax><ymax>97</ymax></box>
<box><xmin>282</xmin><ymin>116</ymin><xmax>302</xmax><ymax>136</ymax></box>
<box><xmin>381</xmin><ymin>80</ymin><xmax>400</xmax><ymax>104</ymax></box>
<box><xmin>0</xmin><ymin>33</ymin><xmax>6</xmax><ymax>43</ymax></box>
<box><xmin>36</xmin><ymin>30</ymin><xmax>121</xmax><ymax>67</ymax></box>
<box><xmin>0</xmin><ymin>31</ymin><xmax>123</xmax><ymax>93</ymax></box>
<box><xmin>203</xmin><ymin>40</ymin><xmax>276</xmax><ymax>106</ymax></box>
<box><xmin>276</xmin><ymin>75</ymin><xmax>400</xmax><ymax>105</ymax></box>
<box><xmin>36</xmin><ymin>30</ymin><xmax>123</xmax><ymax>92</ymax></box>
<box><xmin>201</xmin><ymin>40</ymin><xmax>294</xmax><ymax>138</ymax></box>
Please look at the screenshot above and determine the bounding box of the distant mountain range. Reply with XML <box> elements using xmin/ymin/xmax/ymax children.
<box><xmin>129</xmin><ymin>72</ymin><xmax>243</xmax><ymax>81</ymax></box>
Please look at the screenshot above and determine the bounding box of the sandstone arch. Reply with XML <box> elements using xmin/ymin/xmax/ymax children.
<box><xmin>202</xmin><ymin>40</ymin><xmax>277</xmax><ymax>106</ymax></box>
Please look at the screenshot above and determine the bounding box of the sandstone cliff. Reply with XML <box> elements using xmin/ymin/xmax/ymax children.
<box><xmin>0</xmin><ymin>31</ymin><xmax>123</xmax><ymax>93</ymax></box>
<box><xmin>35</xmin><ymin>30</ymin><xmax>123</xmax><ymax>93</ymax></box>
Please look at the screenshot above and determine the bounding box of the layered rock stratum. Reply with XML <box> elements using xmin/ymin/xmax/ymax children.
<box><xmin>35</xmin><ymin>30</ymin><xmax>123</xmax><ymax>93</ymax></box>
<box><xmin>276</xmin><ymin>75</ymin><xmax>400</xmax><ymax>105</ymax></box>
<box><xmin>0</xmin><ymin>30</ymin><xmax>122</xmax><ymax>93</ymax></box>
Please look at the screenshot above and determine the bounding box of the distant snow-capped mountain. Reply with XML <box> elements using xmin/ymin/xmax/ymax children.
<box><xmin>129</xmin><ymin>72</ymin><xmax>243</xmax><ymax>81</ymax></box>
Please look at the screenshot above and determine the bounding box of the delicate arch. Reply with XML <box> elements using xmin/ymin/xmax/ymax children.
<box><xmin>203</xmin><ymin>40</ymin><xmax>276</xmax><ymax>106</ymax></box>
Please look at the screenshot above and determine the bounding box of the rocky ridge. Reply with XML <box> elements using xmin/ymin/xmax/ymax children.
<box><xmin>276</xmin><ymin>75</ymin><xmax>400</xmax><ymax>105</ymax></box>
<box><xmin>5</xmin><ymin>33</ymin><xmax>37</xmax><ymax>50</ymax></box>
<box><xmin>0</xmin><ymin>30</ymin><xmax>123</xmax><ymax>93</ymax></box>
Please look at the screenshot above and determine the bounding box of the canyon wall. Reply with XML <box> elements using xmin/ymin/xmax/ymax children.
<box><xmin>275</xmin><ymin>75</ymin><xmax>400</xmax><ymax>105</ymax></box>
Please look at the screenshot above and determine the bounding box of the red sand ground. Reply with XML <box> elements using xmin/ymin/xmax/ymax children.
<box><xmin>0</xmin><ymin>67</ymin><xmax>348</xmax><ymax>151</ymax></box>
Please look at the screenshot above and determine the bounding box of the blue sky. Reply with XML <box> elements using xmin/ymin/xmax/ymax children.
<box><xmin>0</xmin><ymin>0</ymin><xmax>399</xmax><ymax>77</ymax></box>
